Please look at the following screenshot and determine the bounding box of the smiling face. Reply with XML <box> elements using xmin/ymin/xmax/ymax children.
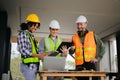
<box><xmin>49</xmin><ymin>27</ymin><xmax>59</xmax><ymax>38</ymax></box>
<box><xmin>77</xmin><ymin>22</ymin><xmax>87</xmax><ymax>31</ymax></box>
<box><xmin>28</xmin><ymin>23</ymin><xmax>39</xmax><ymax>33</ymax></box>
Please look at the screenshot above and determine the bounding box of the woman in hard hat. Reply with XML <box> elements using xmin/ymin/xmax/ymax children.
<box><xmin>39</xmin><ymin>20</ymin><xmax>68</xmax><ymax>80</ymax></box>
<box><xmin>70</xmin><ymin>15</ymin><xmax>105</xmax><ymax>80</ymax></box>
<box><xmin>17</xmin><ymin>14</ymin><xmax>50</xmax><ymax>80</ymax></box>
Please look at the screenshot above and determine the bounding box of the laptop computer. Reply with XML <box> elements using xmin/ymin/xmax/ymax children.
<box><xmin>43</xmin><ymin>56</ymin><xmax>66</xmax><ymax>71</ymax></box>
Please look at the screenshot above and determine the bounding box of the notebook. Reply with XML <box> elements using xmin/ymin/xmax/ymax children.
<box><xmin>43</xmin><ymin>56</ymin><xmax>66</xmax><ymax>71</ymax></box>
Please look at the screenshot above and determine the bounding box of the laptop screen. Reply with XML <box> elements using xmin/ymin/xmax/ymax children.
<box><xmin>43</xmin><ymin>56</ymin><xmax>66</xmax><ymax>71</ymax></box>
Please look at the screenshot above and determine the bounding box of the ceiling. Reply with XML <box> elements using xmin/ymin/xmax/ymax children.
<box><xmin>1</xmin><ymin>0</ymin><xmax>120</xmax><ymax>39</ymax></box>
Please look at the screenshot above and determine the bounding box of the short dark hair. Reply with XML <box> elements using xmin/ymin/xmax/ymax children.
<box><xmin>20</xmin><ymin>22</ymin><xmax>40</xmax><ymax>30</ymax></box>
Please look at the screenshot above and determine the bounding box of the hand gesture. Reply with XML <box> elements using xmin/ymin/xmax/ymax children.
<box><xmin>90</xmin><ymin>58</ymin><xmax>98</xmax><ymax>63</ymax></box>
<box><xmin>70</xmin><ymin>46</ymin><xmax>75</xmax><ymax>50</ymax></box>
<box><xmin>60</xmin><ymin>46</ymin><xmax>70</xmax><ymax>56</ymax></box>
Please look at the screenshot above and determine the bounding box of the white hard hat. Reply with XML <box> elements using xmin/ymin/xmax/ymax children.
<box><xmin>49</xmin><ymin>20</ymin><xmax>60</xmax><ymax>29</ymax></box>
<box><xmin>76</xmin><ymin>15</ymin><xmax>88</xmax><ymax>23</ymax></box>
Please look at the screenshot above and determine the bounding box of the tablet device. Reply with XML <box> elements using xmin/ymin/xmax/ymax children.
<box><xmin>57</xmin><ymin>42</ymin><xmax>72</xmax><ymax>53</ymax></box>
<box><xmin>48</xmin><ymin>51</ymin><xmax>59</xmax><ymax>56</ymax></box>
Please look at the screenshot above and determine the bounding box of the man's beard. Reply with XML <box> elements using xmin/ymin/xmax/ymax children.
<box><xmin>78</xmin><ymin>31</ymin><xmax>84</xmax><ymax>37</ymax></box>
<box><xmin>77</xmin><ymin>29</ymin><xmax>88</xmax><ymax>37</ymax></box>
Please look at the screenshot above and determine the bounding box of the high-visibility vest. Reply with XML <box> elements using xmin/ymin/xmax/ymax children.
<box><xmin>44</xmin><ymin>37</ymin><xmax>62</xmax><ymax>56</ymax></box>
<box><xmin>72</xmin><ymin>31</ymin><xmax>96</xmax><ymax>66</ymax></box>
<box><xmin>22</xmin><ymin>30</ymin><xmax>39</xmax><ymax>64</ymax></box>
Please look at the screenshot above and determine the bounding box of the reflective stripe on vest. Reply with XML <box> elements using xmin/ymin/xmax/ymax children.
<box><xmin>72</xmin><ymin>31</ymin><xmax>96</xmax><ymax>66</ymax></box>
<box><xmin>22</xmin><ymin>30</ymin><xmax>39</xmax><ymax>64</ymax></box>
<box><xmin>44</xmin><ymin>37</ymin><xmax>62</xmax><ymax>56</ymax></box>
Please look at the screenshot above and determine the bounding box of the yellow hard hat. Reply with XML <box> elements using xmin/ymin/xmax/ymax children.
<box><xmin>25</xmin><ymin>14</ymin><xmax>40</xmax><ymax>23</ymax></box>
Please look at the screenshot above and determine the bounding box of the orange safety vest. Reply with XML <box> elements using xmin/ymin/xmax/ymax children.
<box><xmin>72</xmin><ymin>31</ymin><xmax>96</xmax><ymax>66</ymax></box>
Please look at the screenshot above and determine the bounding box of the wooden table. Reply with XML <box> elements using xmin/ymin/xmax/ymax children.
<box><xmin>39</xmin><ymin>71</ymin><xmax>108</xmax><ymax>80</ymax></box>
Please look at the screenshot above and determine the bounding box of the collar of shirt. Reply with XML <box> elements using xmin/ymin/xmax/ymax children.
<box><xmin>48</xmin><ymin>35</ymin><xmax>58</xmax><ymax>39</ymax></box>
<box><xmin>25</xmin><ymin>30</ymin><xmax>34</xmax><ymax>37</ymax></box>
<box><xmin>48</xmin><ymin>35</ymin><xmax>58</xmax><ymax>44</ymax></box>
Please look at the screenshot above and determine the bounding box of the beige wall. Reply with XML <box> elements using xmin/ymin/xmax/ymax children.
<box><xmin>11</xmin><ymin>36</ymin><xmax>71</xmax><ymax>42</ymax></box>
